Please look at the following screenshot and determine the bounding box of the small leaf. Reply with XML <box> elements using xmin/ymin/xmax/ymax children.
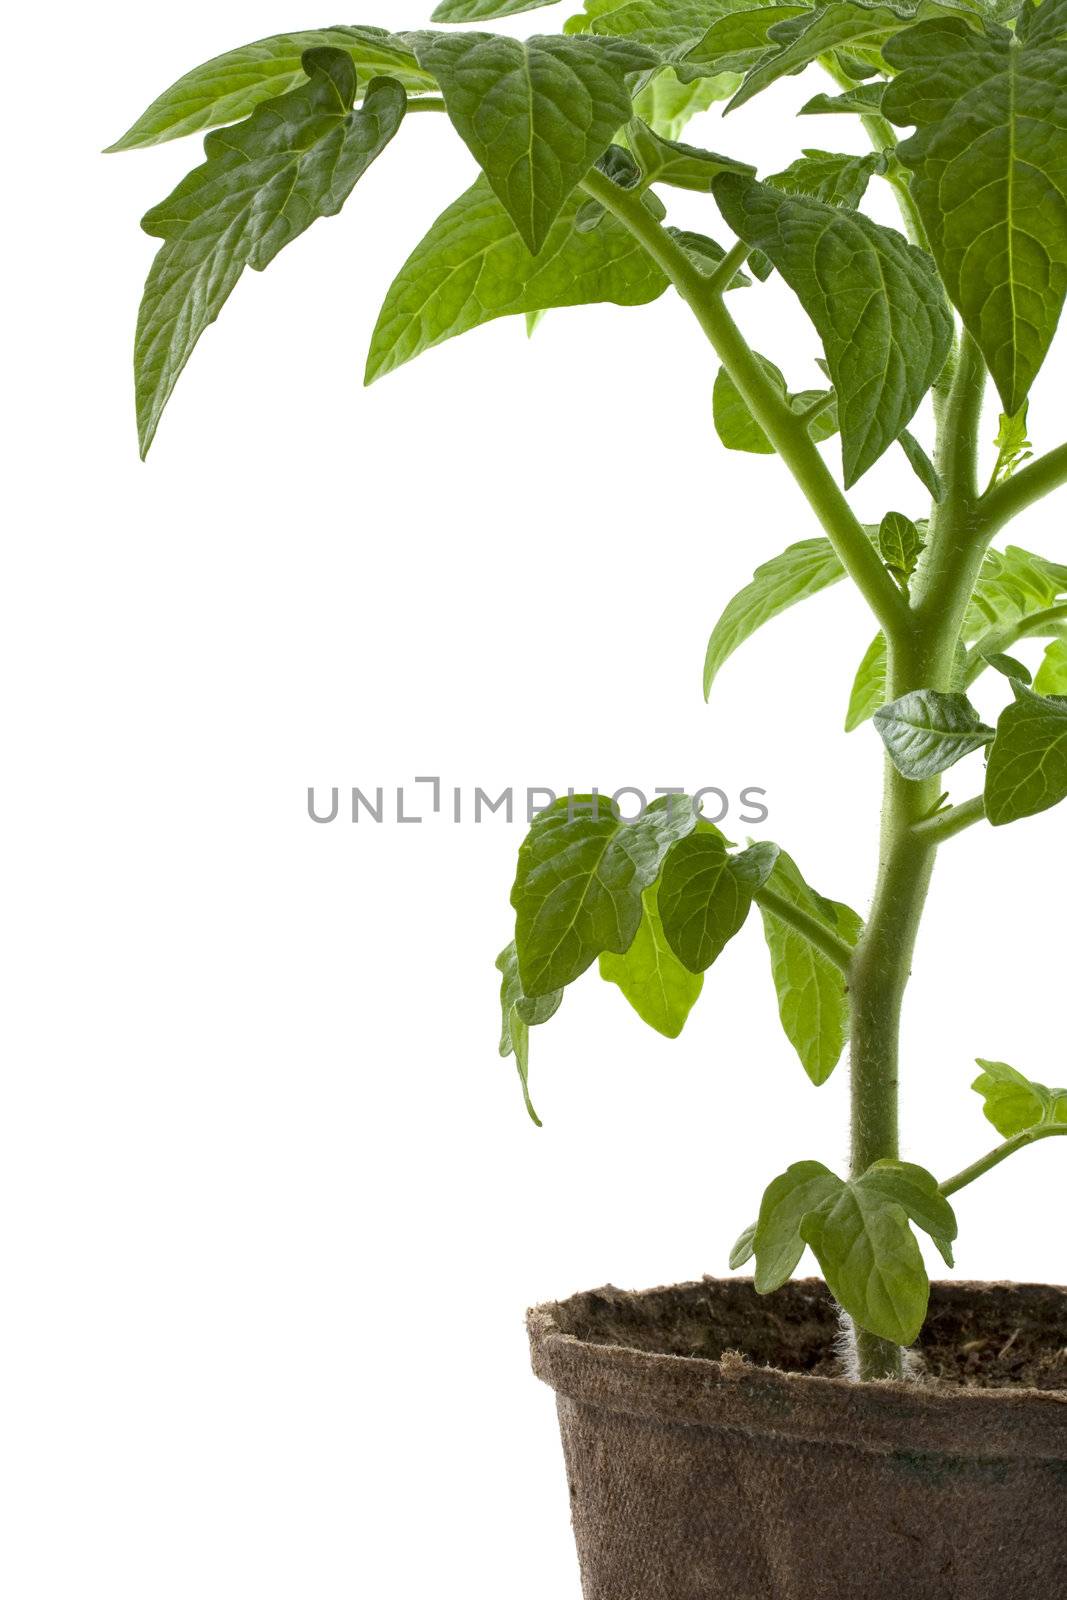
<box><xmin>712</xmin><ymin>176</ymin><xmax>953</xmax><ymax>485</ymax></box>
<box><xmin>874</xmin><ymin>689</ymin><xmax>994</xmax><ymax>779</ymax></box>
<box><xmin>993</xmin><ymin>405</ymin><xmax>1034</xmax><ymax>483</ymax></box>
<box><xmin>729</xmin><ymin>1221</ymin><xmax>757</xmax><ymax>1270</ymax></box>
<box><xmin>411</xmin><ymin>31</ymin><xmax>657</xmax><ymax>253</ymax></box>
<box><xmin>712</xmin><ymin>356</ymin><xmax>837</xmax><ymax>455</ymax></box>
<box><xmin>845</xmin><ymin>633</ymin><xmax>888</xmax><ymax>731</ymax></box>
<box><xmin>496</xmin><ymin>942</ymin><xmax>563</xmax><ymax>1125</ymax></box>
<box><xmin>972</xmin><ymin>1058</ymin><xmax>1066</xmax><ymax>1137</ymax></box>
<box><xmin>627</xmin><ymin>121</ymin><xmax>756</xmax><ymax>192</ymax></box>
<box><xmin>983</xmin><ymin>652</ymin><xmax>1032</xmax><ymax>685</ymax></box>
<box><xmin>985</xmin><ymin>683</ymin><xmax>1067</xmax><ymax>826</ymax></box>
<box><xmin>433</xmin><ymin>0</ymin><xmax>562</xmax><ymax>19</ymax></box>
<box><xmin>658</xmin><ymin>829</ymin><xmax>778</xmax><ymax>974</ymax></box>
<box><xmin>567</xmin><ymin>0</ymin><xmax>738</xmax><ymax>57</ymax></box>
<box><xmin>728</xmin><ymin>2</ymin><xmax>931</xmax><ymax>114</ymax></box>
<box><xmin>802</xmin><ymin>1175</ymin><xmax>930</xmax><ymax>1345</ymax></box>
<box><xmin>768</xmin><ymin>148</ymin><xmax>885</xmax><ymax>209</ymax></box>
<box><xmin>366</xmin><ymin>178</ymin><xmax>669</xmax><ymax>382</ymax></box>
<box><xmin>964</xmin><ymin>545</ymin><xmax>1067</xmax><ymax>641</ymax></box>
<box><xmin>107</xmin><ymin>26</ymin><xmax>434</xmax><ymax>150</ymax></box>
<box><xmin>1035</xmin><ymin>639</ymin><xmax>1067</xmax><ymax>696</ymax></box>
<box><xmin>687</xmin><ymin>5</ymin><xmax>812</xmax><ymax>73</ymax></box>
<box><xmin>599</xmin><ymin>881</ymin><xmax>704</xmax><ymax>1037</ymax></box>
<box><xmin>135</xmin><ymin>53</ymin><xmax>406</xmax><ymax>455</ymax></box>
<box><xmin>752</xmin><ymin>1161</ymin><xmax>844</xmax><ymax>1293</ymax></box>
<box><xmin>877</xmin><ymin>511</ymin><xmax>924</xmax><ymax>586</ymax></box>
<box><xmin>511</xmin><ymin>794</ymin><xmax>697</xmax><ymax>996</ymax></box>
<box><xmin>631</xmin><ymin>67</ymin><xmax>740</xmax><ymax>141</ymax></box>
<box><xmin>859</xmin><ymin>1160</ymin><xmax>958</xmax><ymax>1251</ymax></box>
<box><xmin>898</xmin><ymin>428</ymin><xmax>942</xmax><ymax>501</ymax></box>
<box><xmin>758</xmin><ymin>852</ymin><xmax>863</xmax><ymax>1085</ymax></box>
<box><xmin>800</xmin><ymin>80</ymin><xmax>888</xmax><ymax>116</ymax></box>
<box><xmin>884</xmin><ymin>8</ymin><xmax>1067</xmax><ymax>413</ymax></box>
<box><xmin>703</xmin><ymin>538</ymin><xmax>845</xmax><ymax>699</ymax></box>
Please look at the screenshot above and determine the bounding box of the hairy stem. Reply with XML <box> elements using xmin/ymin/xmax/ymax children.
<box><xmin>910</xmin><ymin>794</ymin><xmax>987</xmax><ymax>847</ymax></box>
<box><xmin>981</xmin><ymin>440</ymin><xmax>1067</xmax><ymax>533</ymax></box>
<box><xmin>941</xmin><ymin>1125</ymin><xmax>1067</xmax><ymax>1199</ymax></box>
<box><xmin>753</xmin><ymin>887</ymin><xmax>854</xmax><ymax>972</ymax></box>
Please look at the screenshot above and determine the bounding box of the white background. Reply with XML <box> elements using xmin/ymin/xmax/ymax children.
<box><xmin>4</xmin><ymin>3</ymin><xmax>1065</xmax><ymax>1595</ymax></box>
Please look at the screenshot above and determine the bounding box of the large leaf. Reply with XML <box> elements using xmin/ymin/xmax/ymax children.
<box><xmin>713</xmin><ymin>176</ymin><xmax>952</xmax><ymax>485</ymax></box>
<box><xmin>883</xmin><ymin>5</ymin><xmax>1067</xmax><ymax>414</ymax></box>
<box><xmin>727</xmin><ymin>1</ymin><xmax>926</xmax><ymax>113</ymax></box>
<box><xmin>703</xmin><ymin>539</ymin><xmax>844</xmax><ymax>699</ymax></box>
<box><xmin>135</xmin><ymin>52</ymin><xmax>406</xmax><ymax>456</ymax></box>
<box><xmin>758</xmin><ymin>851</ymin><xmax>863</xmax><ymax>1085</ymax></box>
<box><xmin>433</xmin><ymin>0</ymin><xmax>562</xmax><ymax>19</ymax></box>
<box><xmin>972</xmin><ymin>1059</ymin><xmax>1067</xmax><ymax>1137</ymax></box>
<box><xmin>1035</xmin><ymin>639</ymin><xmax>1067</xmax><ymax>696</ymax></box>
<box><xmin>801</xmin><ymin>1172</ymin><xmax>933</xmax><ymax>1345</ymax></box>
<box><xmin>511</xmin><ymin>794</ymin><xmax>697</xmax><ymax>996</ymax></box>
<box><xmin>496</xmin><ymin>942</ymin><xmax>563</xmax><ymax>1125</ymax></box>
<box><xmin>874</xmin><ymin>689</ymin><xmax>994</xmax><ymax>779</ymax></box>
<box><xmin>599</xmin><ymin>882</ymin><xmax>704</xmax><ymax>1036</ymax></box>
<box><xmin>985</xmin><ymin>683</ymin><xmax>1067</xmax><ymax>825</ymax></box>
<box><xmin>411</xmin><ymin>31</ymin><xmax>656</xmax><ymax>253</ymax></box>
<box><xmin>845</xmin><ymin>633</ymin><xmax>888</xmax><ymax>731</ymax></box>
<box><xmin>365</xmin><ymin>177</ymin><xmax>669</xmax><ymax>381</ymax></box>
<box><xmin>658</xmin><ymin>831</ymin><xmax>779</xmax><ymax>972</ymax></box>
<box><xmin>108</xmin><ymin>27</ymin><xmax>433</xmax><ymax>150</ymax></box>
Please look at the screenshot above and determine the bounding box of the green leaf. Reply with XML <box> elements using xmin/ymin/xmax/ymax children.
<box><xmin>985</xmin><ymin>682</ymin><xmax>1067</xmax><ymax>825</ymax></box>
<box><xmin>712</xmin><ymin>357</ymin><xmax>838</xmax><ymax>456</ymax></box>
<box><xmin>511</xmin><ymin>794</ymin><xmax>698</xmax><ymax>996</ymax></box>
<box><xmin>658</xmin><ymin>830</ymin><xmax>779</xmax><ymax>973</ymax></box>
<box><xmin>845</xmin><ymin>633</ymin><xmax>888</xmax><ymax>731</ymax></box>
<box><xmin>687</xmin><ymin>6</ymin><xmax>812</xmax><ymax>74</ymax></box>
<box><xmin>496</xmin><ymin>941</ymin><xmax>564</xmax><ymax>1125</ymax></box>
<box><xmin>1035</xmin><ymin>639</ymin><xmax>1067</xmax><ymax>696</ymax></box>
<box><xmin>135</xmin><ymin>52</ymin><xmax>406</xmax><ymax>457</ymax></box>
<box><xmin>108</xmin><ymin>27</ymin><xmax>433</xmax><ymax>150</ymax></box>
<box><xmin>801</xmin><ymin>1173</ymin><xmax>930</xmax><ymax>1344</ymax></box>
<box><xmin>758</xmin><ymin>852</ymin><xmax>863</xmax><ymax>1085</ymax></box>
<box><xmin>752</xmin><ymin>1161</ymin><xmax>844</xmax><ymax>1292</ymax></box>
<box><xmin>963</xmin><ymin>545</ymin><xmax>1067</xmax><ymax>641</ymax></box>
<box><xmin>703</xmin><ymin>538</ymin><xmax>845</xmax><ymax>699</ymax></box>
<box><xmin>972</xmin><ymin>1058</ymin><xmax>1067</xmax><ymax>1137</ymax></box>
<box><xmin>712</xmin><ymin>176</ymin><xmax>953</xmax><ymax>485</ymax></box>
<box><xmin>600</xmin><ymin>881</ymin><xmax>704</xmax><ymax>1036</ymax></box>
<box><xmin>768</xmin><ymin>148</ymin><xmax>885</xmax><ymax>209</ymax></box>
<box><xmin>800</xmin><ymin>80</ymin><xmax>888</xmax><ymax>115</ymax></box>
<box><xmin>859</xmin><ymin>1160</ymin><xmax>958</xmax><ymax>1251</ymax></box>
<box><xmin>983</xmin><ymin>651</ymin><xmax>1031</xmax><ymax>684</ymax></box>
<box><xmin>565</xmin><ymin>0</ymin><xmax>732</xmax><ymax>58</ymax></box>
<box><xmin>631</xmin><ymin>66</ymin><xmax>740</xmax><ymax>139</ymax></box>
<box><xmin>627</xmin><ymin>122</ymin><xmax>756</xmax><ymax>193</ymax></box>
<box><xmin>365</xmin><ymin>178</ymin><xmax>668</xmax><ymax>382</ymax></box>
<box><xmin>433</xmin><ymin>0</ymin><xmax>562</xmax><ymax>19</ymax></box>
<box><xmin>883</xmin><ymin>7</ymin><xmax>1067</xmax><ymax>414</ymax></box>
<box><xmin>874</xmin><ymin>689</ymin><xmax>994</xmax><ymax>779</ymax></box>
<box><xmin>729</xmin><ymin>1221</ymin><xmax>757</xmax><ymax>1270</ymax></box>
<box><xmin>993</xmin><ymin>405</ymin><xmax>1034</xmax><ymax>483</ymax></box>
<box><xmin>727</xmin><ymin>2</ymin><xmax>928</xmax><ymax>114</ymax></box>
<box><xmin>898</xmin><ymin>428</ymin><xmax>943</xmax><ymax>501</ymax></box>
<box><xmin>412</xmin><ymin>31</ymin><xmax>656</xmax><ymax>253</ymax></box>
<box><xmin>877</xmin><ymin>510</ymin><xmax>924</xmax><ymax>585</ymax></box>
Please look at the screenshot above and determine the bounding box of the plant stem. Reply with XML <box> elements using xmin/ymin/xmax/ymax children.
<box><xmin>752</xmin><ymin>887</ymin><xmax>854</xmax><ymax>972</ymax></box>
<box><xmin>941</xmin><ymin>1125</ymin><xmax>1067</xmax><ymax>1199</ymax></box>
<box><xmin>910</xmin><ymin>794</ymin><xmax>987</xmax><ymax>847</ymax></box>
<box><xmin>981</xmin><ymin>440</ymin><xmax>1067</xmax><ymax>533</ymax></box>
<box><xmin>579</xmin><ymin>168</ymin><xmax>909</xmax><ymax>642</ymax></box>
<box><xmin>962</xmin><ymin>603</ymin><xmax>1067</xmax><ymax>687</ymax></box>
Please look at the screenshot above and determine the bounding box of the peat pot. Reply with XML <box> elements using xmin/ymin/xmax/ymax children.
<box><xmin>527</xmin><ymin>1277</ymin><xmax>1066</xmax><ymax>1600</ymax></box>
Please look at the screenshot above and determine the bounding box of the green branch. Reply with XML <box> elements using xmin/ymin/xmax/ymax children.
<box><xmin>982</xmin><ymin>440</ymin><xmax>1067</xmax><ymax>533</ymax></box>
<box><xmin>753</xmin><ymin>887</ymin><xmax>855</xmax><ymax>974</ymax></box>
<box><xmin>579</xmin><ymin>168</ymin><xmax>909</xmax><ymax>641</ymax></box>
<box><xmin>941</xmin><ymin>1124</ymin><xmax>1067</xmax><ymax>1199</ymax></box>
<box><xmin>962</xmin><ymin>602</ymin><xmax>1067</xmax><ymax>687</ymax></box>
<box><xmin>910</xmin><ymin>794</ymin><xmax>986</xmax><ymax>847</ymax></box>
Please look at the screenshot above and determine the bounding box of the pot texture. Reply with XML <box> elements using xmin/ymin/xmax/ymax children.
<box><xmin>528</xmin><ymin>1277</ymin><xmax>1066</xmax><ymax>1600</ymax></box>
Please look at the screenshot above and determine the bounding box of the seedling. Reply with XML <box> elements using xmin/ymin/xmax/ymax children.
<box><xmin>112</xmin><ymin>0</ymin><xmax>1067</xmax><ymax>1380</ymax></box>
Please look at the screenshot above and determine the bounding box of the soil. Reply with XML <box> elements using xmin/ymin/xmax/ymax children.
<box><xmin>551</xmin><ymin>1276</ymin><xmax>1067</xmax><ymax>1391</ymax></box>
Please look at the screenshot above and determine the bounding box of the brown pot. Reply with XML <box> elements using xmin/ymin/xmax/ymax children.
<box><xmin>528</xmin><ymin>1277</ymin><xmax>1067</xmax><ymax>1600</ymax></box>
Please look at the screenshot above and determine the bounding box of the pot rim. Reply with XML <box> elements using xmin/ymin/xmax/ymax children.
<box><xmin>528</xmin><ymin>1277</ymin><xmax>1067</xmax><ymax>1462</ymax></box>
